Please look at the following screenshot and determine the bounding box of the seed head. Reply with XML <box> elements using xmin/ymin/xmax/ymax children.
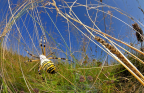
<box><xmin>33</xmin><ymin>88</ymin><xmax>39</xmax><ymax>93</ymax></box>
<box><xmin>20</xmin><ymin>91</ymin><xmax>25</xmax><ymax>93</ymax></box>
<box><xmin>79</xmin><ymin>76</ymin><xmax>85</xmax><ymax>82</ymax></box>
<box><xmin>132</xmin><ymin>23</ymin><xmax>143</xmax><ymax>42</ymax></box>
<box><xmin>87</xmin><ymin>76</ymin><xmax>93</xmax><ymax>81</ymax></box>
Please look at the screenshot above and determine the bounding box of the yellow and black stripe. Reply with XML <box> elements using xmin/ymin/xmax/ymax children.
<box><xmin>48</xmin><ymin>57</ymin><xmax>74</xmax><ymax>63</ymax></box>
<box><xmin>41</xmin><ymin>60</ymin><xmax>56</xmax><ymax>74</ymax></box>
<box><xmin>40</xmin><ymin>35</ymin><xmax>46</xmax><ymax>55</ymax></box>
<box><xmin>24</xmin><ymin>48</ymin><xmax>39</xmax><ymax>58</ymax></box>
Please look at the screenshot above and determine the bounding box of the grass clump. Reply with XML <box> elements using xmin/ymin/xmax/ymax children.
<box><xmin>1</xmin><ymin>46</ymin><xmax>144</xmax><ymax>92</ymax></box>
<box><xmin>112</xmin><ymin>52</ymin><xmax>144</xmax><ymax>92</ymax></box>
<box><xmin>0</xmin><ymin>48</ymin><xmax>119</xmax><ymax>92</ymax></box>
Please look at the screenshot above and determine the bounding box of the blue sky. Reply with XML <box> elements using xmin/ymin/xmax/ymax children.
<box><xmin>1</xmin><ymin>0</ymin><xmax>144</xmax><ymax>64</ymax></box>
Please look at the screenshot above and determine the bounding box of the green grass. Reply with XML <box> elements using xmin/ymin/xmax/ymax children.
<box><xmin>0</xmin><ymin>47</ymin><xmax>143</xmax><ymax>92</ymax></box>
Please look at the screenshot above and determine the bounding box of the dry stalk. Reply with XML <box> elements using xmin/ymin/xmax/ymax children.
<box><xmin>65</xmin><ymin>14</ymin><xmax>144</xmax><ymax>56</ymax></box>
<box><xmin>50</xmin><ymin>0</ymin><xmax>144</xmax><ymax>86</ymax></box>
<box><xmin>94</xmin><ymin>35</ymin><xmax>144</xmax><ymax>85</ymax></box>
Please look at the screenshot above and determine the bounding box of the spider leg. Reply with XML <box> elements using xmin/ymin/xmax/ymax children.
<box><xmin>43</xmin><ymin>35</ymin><xmax>46</xmax><ymax>56</ymax></box>
<box><xmin>38</xmin><ymin>65</ymin><xmax>45</xmax><ymax>81</ymax></box>
<box><xmin>47</xmin><ymin>57</ymin><xmax>74</xmax><ymax>63</ymax></box>
<box><xmin>24</xmin><ymin>59</ymin><xmax>40</xmax><ymax>63</ymax></box>
<box><xmin>24</xmin><ymin>59</ymin><xmax>40</xmax><ymax>65</ymax></box>
<box><xmin>46</xmin><ymin>52</ymin><xmax>55</xmax><ymax>58</ymax></box>
<box><xmin>40</xmin><ymin>35</ymin><xmax>44</xmax><ymax>55</ymax></box>
<box><xmin>24</xmin><ymin>48</ymin><xmax>39</xmax><ymax>58</ymax></box>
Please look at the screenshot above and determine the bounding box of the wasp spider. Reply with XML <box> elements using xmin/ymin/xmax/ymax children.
<box><xmin>25</xmin><ymin>35</ymin><xmax>73</xmax><ymax>80</ymax></box>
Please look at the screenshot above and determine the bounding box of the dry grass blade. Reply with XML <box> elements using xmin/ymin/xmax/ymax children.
<box><xmin>65</xmin><ymin>14</ymin><xmax>144</xmax><ymax>56</ymax></box>
<box><xmin>94</xmin><ymin>35</ymin><xmax>144</xmax><ymax>85</ymax></box>
<box><xmin>1</xmin><ymin>0</ymin><xmax>144</xmax><ymax>92</ymax></box>
<box><xmin>51</xmin><ymin>0</ymin><xmax>144</xmax><ymax>85</ymax></box>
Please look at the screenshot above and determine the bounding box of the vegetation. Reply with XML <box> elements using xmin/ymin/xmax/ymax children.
<box><xmin>0</xmin><ymin>0</ymin><xmax>144</xmax><ymax>92</ymax></box>
<box><xmin>0</xmin><ymin>47</ymin><xmax>110</xmax><ymax>92</ymax></box>
<box><xmin>0</xmin><ymin>46</ymin><xmax>143</xmax><ymax>92</ymax></box>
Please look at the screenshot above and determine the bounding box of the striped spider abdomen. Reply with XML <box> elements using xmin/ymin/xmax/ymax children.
<box><xmin>41</xmin><ymin>60</ymin><xmax>56</xmax><ymax>74</ymax></box>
